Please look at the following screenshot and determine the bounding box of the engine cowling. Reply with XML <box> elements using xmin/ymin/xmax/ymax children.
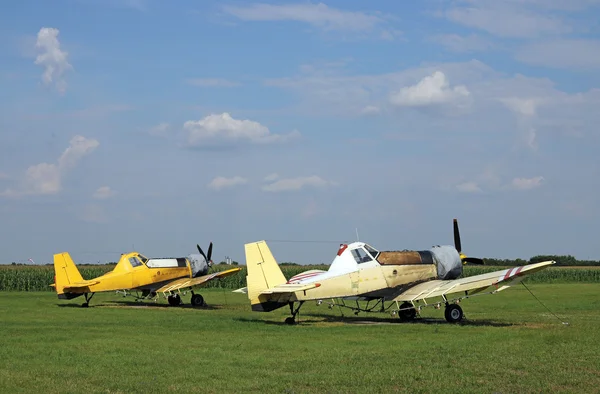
<box><xmin>188</xmin><ymin>253</ymin><xmax>209</xmax><ymax>277</ymax></box>
<box><xmin>430</xmin><ymin>245</ymin><xmax>463</xmax><ymax>280</ymax></box>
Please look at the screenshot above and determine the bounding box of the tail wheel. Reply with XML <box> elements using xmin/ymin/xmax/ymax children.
<box><xmin>190</xmin><ymin>293</ymin><xmax>204</xmax><ymax>307</ymax></box>
<box><xmin>444</xmin><ymin>304</ymin><xmax>463</xmax><ymax>323</ymax></box>
<box><xmin>167</xmin><ymin>294</ymin><xmax>181</xmax><ymax>306</ymax></box>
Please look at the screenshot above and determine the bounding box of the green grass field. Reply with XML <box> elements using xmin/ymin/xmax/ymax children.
<box><xmin>1</xmin><ymin>283</ymin><xmax>599</xmax><ymax>393</ymax></box>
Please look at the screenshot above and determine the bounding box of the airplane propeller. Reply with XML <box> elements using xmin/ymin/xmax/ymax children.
<box><xmin>197</xmin><ymin>242</ymin><xmax>214</xmax><ymax>267</ymax></box>
<box><xmin>453</xmin><ymin>219</ymin><xmax>485</xmax><ymax>265</ymax></box>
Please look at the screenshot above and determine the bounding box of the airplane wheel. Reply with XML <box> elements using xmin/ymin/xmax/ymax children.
<box><xmin>398</xmin><ymin>302</ymin><xmax>416</xmax><ymax>321</ymax></box>
<box><xmin>191</xmin><ymin>294</ymin><xmax>204</xmax><ymax>307</ymax></box>
<box><xmin>284</xmin><ymin>317</ymin><xmax>296</xmax><ymax>325</ymax></box>
<box><xmin>168</xmin><ymin>294</ymin><xmax>181</xmax><ymax>306</ymax></box>
<box><xmin>81</xmin><ymin>303</ymin><xmax>89</xmax><ymax>308</ymax></box>
<box><xmin>444</xmin><ymin>304</ymin><xmax>463</xmax><ymax>323</ymax></box>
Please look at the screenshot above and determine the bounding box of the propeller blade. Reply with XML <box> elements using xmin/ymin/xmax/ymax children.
<box><xmin>453</xmin><ymin>218</ymin><xmax>462</xmax><ymax>253</ymax></box>
<box><xmin>207</xmin><ymin>242</ymin><xmax>213</xmax><ymax>262</ymax></box>
<box><xmin>197</xmin><ymin>244</ymin><xmax>208</xmax><ymax>261</ymax></box>
<box><xmin>463</xmin><ymin>257</ymin><xmax>485</xmax><ymax>265</ymax></box>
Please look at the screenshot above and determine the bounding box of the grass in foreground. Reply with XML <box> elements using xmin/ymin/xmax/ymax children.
<box><xmin>0</xmin><ymin>283</ymin><xmax>599</xmax><ymax>393</ymax></box>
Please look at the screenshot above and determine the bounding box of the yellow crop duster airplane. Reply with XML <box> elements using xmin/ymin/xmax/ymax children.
<box><xmin>240</xmin><ymin>219</ymin><xmax>556</xmax><ymax>324</ymax></box>
<box><xmin>51</xmin><ymin>242</ymin><xmax>242</xmax><ymax>307</ymax></box>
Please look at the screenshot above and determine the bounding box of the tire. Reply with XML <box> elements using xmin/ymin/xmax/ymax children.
<box><xmin>284</xmin><ymin>317</ymin><xmax>296</xmax><ymax>325</ymax></box>
<box><xmin>444</xmin><ymin>304</ymin><xmax>463</xmax><ymax>323</ymax></box>
<box><xmin>398</xmin><ymin>302</ymin><xmax>416</xmax><ymax>321</ymax></box>
<box><xmin>168</xmin><ymin>294</ymin><xmax>181</xmax><ymax>306</ymax></box>
<box><xmin>191</xmin><ymin>294</ymin><xmax>204</xmax><ymax>307</ymax></box>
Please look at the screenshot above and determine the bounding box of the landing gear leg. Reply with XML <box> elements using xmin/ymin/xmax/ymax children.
<box><xmin>82</xmin><ymin>293</ymin><xmax>95</xmax><ymax>308</ymax></box>
<box><xmin>285</xmin><ymin>301</ymin><xmax>305</xmax><ymax>325</ymax></box>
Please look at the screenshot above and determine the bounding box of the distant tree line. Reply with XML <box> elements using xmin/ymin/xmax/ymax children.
<box><xmin>484</xmin><ymin>255</ymin><xmax>600</xmax><ymax>266</ymax></box>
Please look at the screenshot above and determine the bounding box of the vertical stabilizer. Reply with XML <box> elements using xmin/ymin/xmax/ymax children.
<box><xmin>244</xmin><ymin>241</ymin><xmax>288</xmax><ymax>311</ymax></box>
<box><xmin>53</xmin><ymin>252</ymin><xmax>84</xmax><ymax>298</ymax></box>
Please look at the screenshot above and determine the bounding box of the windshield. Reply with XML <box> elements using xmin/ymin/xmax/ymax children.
<box><xmin>129</xmin><ymin>256</ymin><xmax>144</xmax><ymax>267</ymax></box>
<box><xmin>364</xmin><ymin>244</ymin><xmax>379</xmax><ymax>259</ymax></box>
<box><xmin>351</xmin><ymin>248</ymin><xmax>373</xmax><ymax>264</ymax></box>
<box><xmin>137</xmin><ymin>254</ymin><xmax>148</xmax><ymax>264</ymax></box>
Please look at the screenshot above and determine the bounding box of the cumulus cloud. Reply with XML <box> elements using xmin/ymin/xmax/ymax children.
<box><xmin>1</xmin><ymin>135</ymin><xmax>99</xmax><ymax>198</ymax></box>
<box><xmin>511</xmin><ymin>176</ymin><xmax>545</xmax><ymax>190</ymax></box>
<box><xmin>390</xmin><ymin>71</ymin><xmax>470</xmax><ymax>107</ymax></box>
<box><xmin>208</xmin><ymin>176</ymin><xmax>248</xmax><ymax>191</ymax></box>
<box><xmin>93</xmin><ymin>186</ymin><xmax>116</xmax><ymax>199</ymax></box>
<box><xmin>500</xmin><ymin>97</ymin><xmax>540</xmax><ymax>116</ymax></box>
<box><xmin>34</xmin><ymin>27</ymin><xmax>72</xmax><ymax>94</ymax></box>
<box><xmin>262</xmin><ymin>175</ymin><xmax>336</xmax><ymax>192</ymax></box>
<box><xmin>183</xmin><ymin>112</ymin><xmax>300</xmax><ymax>147</ymax></box>
<box><xmin>223</xmin><ymin>2</ymin><xmax>384</xmax><ymax>32</ymax></box>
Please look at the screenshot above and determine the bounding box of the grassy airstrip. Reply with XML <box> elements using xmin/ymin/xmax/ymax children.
<box><xmin>1</xmin><ymin>282</ymin><xmax>599</xmax><ymax>393</ymax></box>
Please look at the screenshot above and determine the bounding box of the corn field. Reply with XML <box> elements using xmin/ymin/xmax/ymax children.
<box><xmin>0</xmin><ymin>264</ymin><xmax>599</xmax><ymax>292</ymax></box>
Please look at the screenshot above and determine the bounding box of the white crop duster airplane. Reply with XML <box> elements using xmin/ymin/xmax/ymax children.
<box><xmin>238</xmin><ymin>219</ymin><xmax>555</xmax><ymax>324</ymax></box>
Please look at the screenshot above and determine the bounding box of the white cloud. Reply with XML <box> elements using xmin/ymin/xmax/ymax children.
<box><xmin>223</xmin><ymin>2</ymin><xmax>385</xmax><ymax>32</ymax></box>
<box><xmin>264</xmin><ymin>173</ymin><xmax>279</xmax><ymax>182</ymax></box>
<box><xmin>456</xmin><ymin>181</ymin><xmax>483</xmax><ymax>193</ymax></box>
<box><xmin>93</xmin><ymin>186</ymin><xmax>116</xmax><ymax>199</ymax></box>
<box><xmin>208</xmin><ymin>176</ymin><xmax>248</xmax><ymax>191</ymax></box>
<box><xmin>34</xmin><ymin>27</ymin><xmax>72</xmax><ymax>94</ymax></box>
<box><xmin>443</xmin><ymin>2</ymin><xmax>570</xmax><ymax>38</ymax></box>
<box><xmin>515</xmin><ymin>39</ymin><xmax>600</xmax><ymax>69</ymax></box>
<box><xmin>183</xmin><ymin>112</ymin><xmax>300</xmax><ymax>147</ymax></box>
<box><xmin>148</xmin><ymin>122</ymin><xmax>171</xmax><ymax>136</ymax></box>
<box><xmin>262</xmin><ymin>175</ymin><xmax>335</xmax><ymax>192</ymax></box>
<box><xmin>390</xmin><ymin>71</ymin><xmax>470</xmax><ymax>107</ymax></box>
<box><xmin>500</xmin><ymin>97</ymin><xmax>539</xmax><ymax>116</ymax></box>
<box><xmin>511</xmin><ymin>176</ymin><xmax>544</xmax><ymax>190</ymax></box>
<box><xmin>360</xmin><ymin>105</ymin><xmax>381</xmax><ymax>115</ymax></box>
<box><xmin>1</xmin><ymin>136</ymin><xmax>99</xmax><ymax>198</ymax></box>
<box><xmin>186</xmin><ymin>78</ymin><xmax>240</xmax><ymax>87</ymax></box>
<box><xmin>431</xmin><ymin>34</ymin><xmax>493</xmax><ymax>53</ymax></box>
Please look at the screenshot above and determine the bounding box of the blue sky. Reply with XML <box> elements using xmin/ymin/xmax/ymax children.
<box><xmin>1</xmin><ymin>0</ymin><xmax>600</xmax><ymax>265</ymax></box>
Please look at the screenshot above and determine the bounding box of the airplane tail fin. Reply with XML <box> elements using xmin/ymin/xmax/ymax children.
<box><xmin>52</xmin><ymin>252</ymin><xmax>85</xmax><ymax>299</ymax></box>
<box><xmin>244</xmin><ymin>241</ymin><xmax>288</xmax><ymax>311</ymax></box>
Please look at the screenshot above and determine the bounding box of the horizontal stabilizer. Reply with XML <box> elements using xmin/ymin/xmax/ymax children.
<box><xmin>260</xmin><ymin>282</ymin><xmax>321</xmax><ymax>295</ymax></box>
<box><xmin>63</xmin><ymin>279</ymin><xmax>101</xmax><ymax>291</ymax></box>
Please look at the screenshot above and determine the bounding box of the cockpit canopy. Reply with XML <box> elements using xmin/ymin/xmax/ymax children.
<box><xmin>330</xmin><ymin>242</ymin><xmax>380</xmax><ymax>274</ymax></box>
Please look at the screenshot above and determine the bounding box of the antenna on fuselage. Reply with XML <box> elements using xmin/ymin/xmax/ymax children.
<box><xmin>355</xmin><ymin>228</ymin><xmax>360</xmax><ymax>241</ymax></box>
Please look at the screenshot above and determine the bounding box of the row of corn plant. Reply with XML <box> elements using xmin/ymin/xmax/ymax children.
<box><xmin>1</xmin><ymin>264</ymin><xmax>599</xmax><ymax>291</ymax></box>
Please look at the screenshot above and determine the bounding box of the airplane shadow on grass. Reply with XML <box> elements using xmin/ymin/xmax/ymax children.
<box><xmin>56</xmin><ymin>300</ymin><xmax>225</xmax><ymax>311</ymax></box>
<box><xmin>234</xmin><ymin>312</ymin><xmax>514</xmax><ymax>327</ymax></box>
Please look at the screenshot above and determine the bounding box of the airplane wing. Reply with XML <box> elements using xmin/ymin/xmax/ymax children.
<box><xmin>259</xmin><ymin>283</ymin><xmax>321</xmax><ymax>295</ymax></box>
<box><xmin>155</xmin><ymin>267</ymin><xmax>242</xmax><ymax>293</ymax></box>
<box><xmin>393</xmin><ymin>260</ymin><xmax>555</xmax><ymax>303</ymax></box>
